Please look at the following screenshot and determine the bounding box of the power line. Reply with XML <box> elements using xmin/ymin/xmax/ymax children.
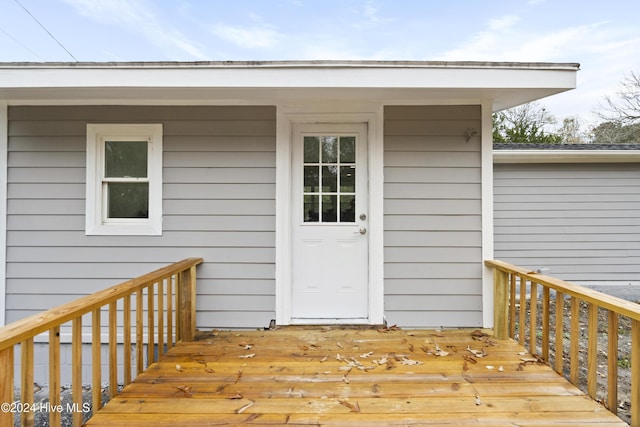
<box><xmin>13</xmin><ymin>0</ymin><xmax>78</xmax><ymax>62</ymax></box>
<box><xmin>0</xmin><ymin>26</ymin><xmax>44</xmax><ymax>60</ymax></box>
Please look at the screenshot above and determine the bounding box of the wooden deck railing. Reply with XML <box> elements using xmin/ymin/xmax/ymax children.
<box><xmin>486</xmin><ymin>259</ymin><xmax>640</xmax><ymax>427</ymax></box>
<box><xmin>0</xmin><ymin>257</ymin><xmax>203</xmax><ymax>427</ymax></box>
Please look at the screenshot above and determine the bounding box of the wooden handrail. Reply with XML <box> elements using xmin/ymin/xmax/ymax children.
<box><xmin>0</xmin><ymin>257</ymin><xmax>203</xmax><ymax>427</ymax></box>
<box><xmin>486</xmin><ymin>259</ymin><xmax>640</xmax><ymax>427</ymax></box>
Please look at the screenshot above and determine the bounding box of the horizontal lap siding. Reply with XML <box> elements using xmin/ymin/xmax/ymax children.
<box><xmin>384</xmin><ymin>106</ymin><xmax>482</xmax><ymax>328</ymax></box>
<box><xmin>494</xmin><ymin>163</ymin><xmax>640</xmax><ymax>285</ymax></box>
<box><xmin>6</xmin><ymin>106</ymin><xmax>276</xmax><ymax>329</ymax></box>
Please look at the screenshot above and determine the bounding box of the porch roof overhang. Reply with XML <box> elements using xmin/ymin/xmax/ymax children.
<box><xmin>0</xmin><ymin>60</ymin><xmax>579</xmax><ymax>110</ymax></box>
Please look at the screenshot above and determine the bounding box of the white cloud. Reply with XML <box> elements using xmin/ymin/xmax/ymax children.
<box><xmin>210</xmin><ymin>24</ymin><xmax>281</xmax><ymax>49</ymax></box>
<box><xmin>64</xmin><ymin>0</ymin><xmax>208</xmax><ymax>59</ymax></box>
<box><xmin>489</xmin><ymin>15</ymin><xmax>519</xmax><ymax>31</ymax></box>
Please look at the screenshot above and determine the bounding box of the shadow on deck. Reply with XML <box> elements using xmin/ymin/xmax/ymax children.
<box><xmin>85</xmin><ymin>328</ymin><xmax>626</xmax><ymax>426</ymax></box>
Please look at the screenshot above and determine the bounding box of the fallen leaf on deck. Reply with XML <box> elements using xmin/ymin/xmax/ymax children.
<box><xmin>204</xmin><ymin>368</ymin><xmax>215</xmax><ymax>373</ymax></box>
<box><xmin>433</xmin><ymin>343</ymin><xmax>449</xmax><ymax>357</ymax></box>
<box><xmin>338</xmin><ymin>399</ymin><xmax>361</xmax><ymax>412</ymax></box>
<box><xmin>176</xmin><ymin>385</ymin><xmax>193</xmax><ymax>397</ymax></box>
<box><xmin>463</xmin><ymin>361</ymin><xmax>469</xmax><ymax>371</ymax></box>
<box><xmin>467</xmin><ymin>346</ymin><xmax>487</xmax><ymax>358</ymax></box>
<box><xmin>486</xmin><ymin>365</ymin><xmax>494</xmax><ymax>370</ymax></box>
<box><xmin>320</xmin><ymin>355</ymin><xmax>328</xmax><ymax>362</ymax></box>
<box><xmin>498</xmin><ymin>366</ymin><xmax>504</xmax><ymax>372</ymax></box>
<box><xmin>228</xmin><ymin>392</ymin><xmax>243</xmax><ymax>400</ymax></box>
<box><xmin>175</xmin><ymin>364</ymin><xmax>183</xmax><ymax>372</ymax></box>
<box><xmin>360</xmin><ymin>351</ymin><xmax>374</xmax><ymax>359</ymax></box>
<box><xmin>235</xmin><ymin>400</ymin><xmax>255</xmax><ymax>414</ymax></box>
<box><xmin>239</xmin><ymin>353</ymin><xmax>256</xmax><ymax>359</ymax></box>
<box><xmin>463</xmin><ymin>354</ymin><xmax>477</xmax><ymax>364</ymax></box>
<box><xmin>451</xmin><ymin>383</ymin><xmax>460</xmax><ymax>391</ymax></box>
<box><xmin>235</xmin><ymin>369</ymin><xmax>243</xmax><ymax>383</ymax></box>
<box><xmin>336</xmin><ymin>342</ymin><xmax>344</xmax><ymax>349</ymax></box>
<box><xmin>400</xmin><ymin>357</ymin><xmax>423</xmax><ymax>366</ymax></box>
<box><xmin>475</xmin><ymin>395</ymin><xmax>482</xmax><ymax>406</ymax></box>
<box><xmin>378</xmin><ymin>324</ymin><xmax>401</xmax><ymax>333</ymax></box>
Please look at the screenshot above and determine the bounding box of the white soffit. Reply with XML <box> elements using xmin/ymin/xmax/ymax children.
<box><xmin>0</xmin><ymin>61</ymin><xmax>579</xmax><ymax>110</ymax></box>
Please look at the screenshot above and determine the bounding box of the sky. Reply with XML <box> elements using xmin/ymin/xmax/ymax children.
<box><xmin>1</xmin><ymin>0</ymin><xmax>639</xmax><ymax>127</ymax></box>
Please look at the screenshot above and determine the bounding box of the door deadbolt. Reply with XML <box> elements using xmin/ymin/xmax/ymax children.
<box><xmin>359</xmin><ymin>213</ymin><xmax>367</xmax><ymax>221</ymax></box>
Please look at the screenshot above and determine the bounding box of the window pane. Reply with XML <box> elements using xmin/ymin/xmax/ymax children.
<box><xmin>303</xmin><ymin>195</ymin><xmax>319</xmax><ymax>222</ymax></box>
<box><xmin>108</xmin><ymin>182</ymin><xmax>149</xmax><ymax>218</ymax></box>
<box><xmin>303</xmin><ymin>137</ymin><xmax>319</xmax><ymax>163</ymax></box>
<box><xmin>340</xmin><ymin>195</ymin><xmax>356</xmax><ymax>222</ymax></box>
<box><xmin>340</xmin><ymin>137</ymin><xmax>355</xmax><ymax>162</ymax></box>
<box><xmin>105</xmin><ymin>141</ymin><xmax>148</xmax><ymax>178</ymax></box>
<box><xmin>340</xmin><ymin>166</ymin><xmax>355</xmax><ymax>192</ymax></box>
<box><xmin>321</xmin><ymin>137</ymin><xmax>337</xmax><ymax>163</ymax></box>
<box><xmin>322</xmin><ymin>195</ymin><xmax>337</xmax><ymax>222</ymax></box>
<box><xmin>322</xmin><ymin>166</ymin><xmax>337</xmax><ymax>192</ymax></box>
<box><xmin>304</xmin><ymin>166</ymin><xmax>319</xmax><ymax>192</ymax></box>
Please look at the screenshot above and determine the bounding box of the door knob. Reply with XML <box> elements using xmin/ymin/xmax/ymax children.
<box><xmin>355</xmin><ymin>227</ymin><xmax>367</xmax><ymax>235</ymax></box>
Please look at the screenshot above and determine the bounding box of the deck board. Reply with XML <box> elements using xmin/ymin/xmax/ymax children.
<box><xmin>85</xmin><ymin>328</ymin><xmax>627</xmax><ymax>426</ymax></box>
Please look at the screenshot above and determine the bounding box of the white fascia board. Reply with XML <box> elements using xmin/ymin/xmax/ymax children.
<box><xmin>494</xmin><ymin>150</ymin><xmax>640</xmax><ymax>163</ymax></box>
<box><xmin>0</xmin><ymin>102</ymin><xmax>6</xmax><ymax>326</ymax></box>
<box><xmin>0</xmin><ymin>65</ymin><xmax>576</xmax><ymax>91</ymax></box>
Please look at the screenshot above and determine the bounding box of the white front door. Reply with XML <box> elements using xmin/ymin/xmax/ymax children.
<box><xmin>291</xmin><ymin>123</ymin><xmax>369</xmax><ymax>322</ymax></box>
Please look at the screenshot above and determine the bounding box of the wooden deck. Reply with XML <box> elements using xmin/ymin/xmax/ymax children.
<box><xmin>85</xmin><ymin>328</ymin><xmax>627</xmax><ymax>426</ymax></box>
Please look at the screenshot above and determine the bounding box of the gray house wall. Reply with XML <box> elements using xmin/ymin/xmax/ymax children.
<box><xmin>494</xmin><ymin>162</ymin><xmax>640</xmax><ymax>286</ymax></box>
<box><xmin>383</xmin><ymin>105</ymin><xmax>483</xmax><ymax>327</ymax></box>
<box><xmin>6</xmin><ymin>105</ymin><xmax>277</xmax><ymax>330</ymax></box>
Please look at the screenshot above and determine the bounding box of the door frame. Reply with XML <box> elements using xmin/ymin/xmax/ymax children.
<box><xmin>275</xmin><ymin>106</ymin><xmax>384</xmax><ymax>325</ymax></box>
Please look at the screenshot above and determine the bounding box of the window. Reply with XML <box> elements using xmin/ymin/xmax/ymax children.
<box><xmin>86</xmin><ymin>124</ymin><xmax>162</xmax><ymax>235</ymax></box>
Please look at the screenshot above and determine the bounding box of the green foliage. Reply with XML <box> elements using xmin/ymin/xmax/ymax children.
<box><xmin>492</xmin><ymin>102</ymin><xmax>562</xmax><ymax>144</ymax></box>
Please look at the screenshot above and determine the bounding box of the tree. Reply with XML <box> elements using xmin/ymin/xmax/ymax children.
<box><xmin>590</xmin><ymin>121</ymin><xmax>640</xmax><ymax>144</ymax></box>
<box><xmin>599</xmin><ymin>71</ymin><xmax>640</xmax><ymax>124</ymax></box>
<box><xmin>557</xmin><ymin>116</ymin><xmax>587</xmax><ymax>144</ymax></box>
<box><xmin>493</xmin><ymin>102</ymin><xmax>561</xmax><ymax>143</ymax></box>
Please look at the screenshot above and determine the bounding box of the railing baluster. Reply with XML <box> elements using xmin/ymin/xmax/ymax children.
<box><xmin>493</xmin><ymin>267</ymin><xmax>508</xmax><ymax>340</ymax></box>
<box><xmin>542</xmin><ymin>286</ymin><xmax>550</xmax><ymax>362</ymax></box>
<box><xmin>587</xmin><ymin>304</ymin><xmax>598</xmax><ymax>400</ymax></box>
<box><xmin>0</xmin><ymin>346</ymin><xmax>14</xmax><ymax>427</ymax></box>
<box><xmin>608</xmin><ymin>311</ymin><xmax>618</xmax><ymax>415</ymax></box>
<box><xmin>49</xmin><ymin>326</ymin><xmax>61</xmax><ymax>426</ymax></box>
<box><xmin>167</xmin><ymin>276</ymin><xmax>173</xmax><ymax>349</ymax></box>
<box><xmin>530</xmin><ymin>282</ymin><xmax>538</xmax><ymax>354</ymax></box>
<box><xmin>20</xmin><ymin>338</ymin><xmax>34</xmax><ymax>427</ymax></box>
<box><xmin>519</xmin><ymin>275</ymin><xmax>526</xmax><ymax>346</ymax></box>
<box><xmin>72</xmin><ymin>317</ymin><xmax>83</xmax><ymax>427</ymax></box>
<box><xmin>158</xmin><ymin>280</ymin><xmax>164</xmax><ymax>358</ymax></box>
<box><xmin>570</xmin><ymin>297</ymin><xmax>580</xmax><ymax>386</ymax></box>
<box><xmin>555</xmin><ymin>291</ymin><xmax>564</xmax><ymax>375</ymax></box>
<box><xmin>136</xmin><ymin>289</ymin><xmax>143</xmax><ymax>376</ymax></box>
<box><xmin>509</xmin><ymin>273</ymin><xmax>516</xmax><ymax>338</ymax></box>
<box><xmin>109</xmin><ymin>302</ymin><xmax>117</xmax><ymax>399</ymax></box>
<box><xmin>148</xmin><ymin>283</ymin><xmax>155</xmax><ymax>366</ymax></box>
<box><xmin>123</xmin><ymin>295</ymin><xmax>131</xmax><ymax>386</ymax></box>
<box><xmin>632</xmin><ymin>319</ymin><xmax>639</xmax><ymax>427</ymax></box>
<box><xmin>92</xmin><ymin>309</ymin><xmax>102</xmax><ymax>412</ymax></box>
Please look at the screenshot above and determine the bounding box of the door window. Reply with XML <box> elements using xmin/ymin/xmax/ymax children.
<box><xmin>302</xmin><ymin>136</ymin><xmax>356</xmax><ymax>223</ymax></box>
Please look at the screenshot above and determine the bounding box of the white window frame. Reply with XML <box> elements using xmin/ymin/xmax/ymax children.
<box><xmin>86</xmin><ymin>124</ymin><xmax>163</xmax><ymax>236</ymax></box>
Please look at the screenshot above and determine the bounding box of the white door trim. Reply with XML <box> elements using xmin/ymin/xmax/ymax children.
<box><xmin>0</xmin><ymin>102</ymin><xmax>7</xmax><ymax>326</ymax></box>
<box><xmin>275</xmin><ymin>106</ymin><xmax>384</xmax><ymax>325</ymax></box>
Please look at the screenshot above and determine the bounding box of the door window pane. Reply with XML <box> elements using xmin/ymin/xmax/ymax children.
<box><xmin>108</xmin><ymin>182</ymin><xmax>149</xmax><ymax>218</ymax></box>
<box><xmin>304</xmin><ymin>166</ymin><xmax>319</xmax><ymax>192</ymax></box>
<box><xmin>304</xmin><ymin>195</ymin><xmax>319</xmax><ymax>222</ymax></box>
<box><xmin>304</xmin><ymin>137</ymin><xmax>319</xmax><ymax>163</ymax></box>
<box><xmin>340</xmin><ymin>166</ymin><xmax>355</xmax><ymax>192</ymax></box>
<box><xmin>105</xmin><ymin>141</ymin><xmax>147</xmax><ymax>178</ymax></box>
<box><xmin>340</xmin><ymin>137</ymin><xmax>355</xmax><ymax>162</ymax></box>
<box><xmin>322</xmin><ymin>166</ymin><xmax>337</xmax><ymax>192</ymax></box>
<box><xmin>340</xmin><ymin>195</ymin><xmax>356</xmax><ymax>222</ymax></box>
<box><xmin>322</xmin><ymin>195</ymin><xmax>337</xmax><ymax>222</ymax></box>
<box><xmin>321</xmin><ymin>137</ymin><xmax>337</xmax><ymax>163</ymax></box>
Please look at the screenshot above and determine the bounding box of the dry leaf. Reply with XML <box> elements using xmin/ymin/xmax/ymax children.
<box><xmin>466</xmin><ymin>346</ymin><xmax>487</xmax><ymax>358</ymax></box>
<box><xmin>463</xmin><ymin>361</ymin><xmax>469</xmax><ymax>371</ymax></box>
<box><xmin>498</xmin><ymin>366</ymin><xmax>504</xmax><ymax>372</ymax></box>
<box><xmin>360</xmin><ymin>351</ymin><xmax>374</xmax><ymax>359</ymax></box>
<box><xmin>176</xmin><ymin>385</ymin><xmax>193</xmax><ymax>397</ymax></box>
<box><xmin>486</xmin><ymin>365</ymin><xmax>495</xmax><ymax>370</ymax></box>
<box><xmin>336</xmin><ymin>342</ymin><xmax>344</xmax><ymax>349</ymax></box>
<box><xmin>451</xmin><ymin>383</ymin><xmax>460</xmax><ymax>391</ymax></box>
<box><xmin>338</xmin><ymin>399</ymin><xmax>361</xmax><ymax>412</ymax></box>
<box><xmin>433</xmin><ymin>343</ymin><xmax>449</xmax><ymax>357</ymax></box>
<box><xmin>175</xmin><ymin>364</ymin><xmax>183</xmax><ymax>372</ymax></box>
<box><xmin>475</xmin><ymin>395</ymin><xmax>482</xmax><ymax>406</ymax></box>
<box><xmin>235</xmin><ymin>369</ymin><xmax>243</xmax><ymax>383</ymax></box>
<box><xmin>239</xmin><ymin>353</ymin><xmax>256</xmax><ymax>359</ymax></box>
<box><xmin>320</xmin><ymin>355</ymin><xmax>328</xmax><ymax>362</ymax></box>
<box><xmin>228</xmin><ymin>392</ymin><xmax>243</xmax><ymax>400</ymax></box>
<box><xmin>235</xmin><ymin>400</ymin><xmax>255</xmax><ymax>414</ymax></box>
<box><xmin>400</xmin><ymin>357</ymin><xmax>423</xmax><ymax>366</ymax></box>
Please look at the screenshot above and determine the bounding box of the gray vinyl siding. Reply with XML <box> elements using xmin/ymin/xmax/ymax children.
<box><xmin>494</xmin><ymin>163</ymin><xmax>640</xmax><ymax>285</ymax></box>
<box><xmin>6</xmin><ymin>106</ymin><xmax>276</xmax><ymax>329</ymax></box>
<box><xmin>384</xmin><ymin>105</ymin><xmax>483</xmax><ymax>328</ymax></box>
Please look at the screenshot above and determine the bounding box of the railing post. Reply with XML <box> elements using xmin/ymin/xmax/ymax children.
<box><xmin>632</xmin><ymin>319</ymin><xmax>639</xmax><ymax>427</ymax></box>
<box><xmin>0</xmin><ymin>346</ymin><xmax>14</xmax><ymax>427</ymax></box>
<box><xmin>493</xmin><ymin>267</ymin><xmax>509</xmax><ymax>340</ymax></box>
<box><xmin>178</xmin><ymin>265</ymin><xmax>197</xmax><ymax>342</ymax></box>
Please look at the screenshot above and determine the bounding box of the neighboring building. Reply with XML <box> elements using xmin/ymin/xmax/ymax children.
<box><xmin>0</xmin><ymin>61</ymin><xmax>580</xmax><ymax>335</ymax></box>
<box><xmin>494</xmin><ymin>143</ymin><xmax>640</xmax><ymax>287</ymax></box>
